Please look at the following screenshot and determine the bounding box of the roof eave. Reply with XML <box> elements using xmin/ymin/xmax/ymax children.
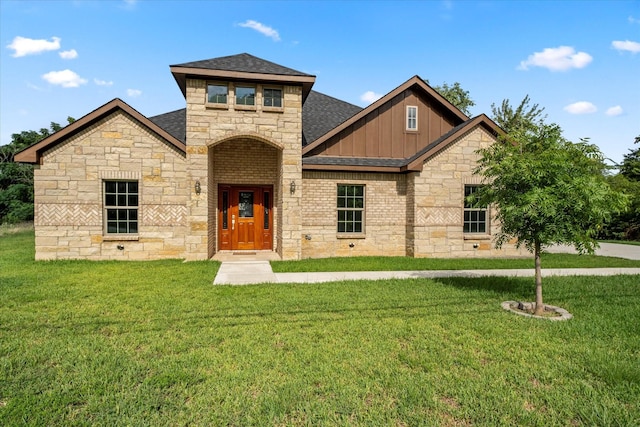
<box><xmin>302</xmin><ymin>163</ymin><xmax>402</xmax><ymax>173</ymax></box>
<box><xmin>14</xmin><ymin>99</ymin><xmax>186</xmax><ymax>164</ymax></box>
<box><xmin>170</xmin><ymin>66</ymin><xmax>316</xmax><ymax>100</ymax></box>
<box><xmin>405</xmin><ymin>114</ymin><xmax>503</xmax><ymax>171</ymax></box>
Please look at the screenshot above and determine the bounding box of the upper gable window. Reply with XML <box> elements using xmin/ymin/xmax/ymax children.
<box><xmin>236</xmin><ymin>86</ymin><xmax>255</xmax><ymax>106</ymax></box>
<box><xmin>406</xmin><ymin>106</ymin><xmax>418</xmax><ymax>131</ymax></box>
<box><xmin>263</xmin><ymin>88</ymin><xmax>283</xmax><ymax>108</ymax></box>
<box><xmin>207</xmin><ymin>83</ymin><xmax>228</xmax><ymax>104</ymax></box>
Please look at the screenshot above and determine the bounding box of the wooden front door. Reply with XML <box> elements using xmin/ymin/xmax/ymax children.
<box><xmin>218</xmin><ymin>185</ymin><xmax>273</xmax><ymax>251</ymax></box>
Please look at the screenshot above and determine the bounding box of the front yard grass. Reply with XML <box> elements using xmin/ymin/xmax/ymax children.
<box><xmin>272</xmin><ymin>253</ymin><xmax>640</xmax><ymax>272</ymax></box>
<box><xmin>1</xmin><ymin>230</ymin><xmax>639</xmax><ymax>425</ymax></box>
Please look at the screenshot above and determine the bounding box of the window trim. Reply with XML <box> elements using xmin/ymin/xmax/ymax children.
<box><xmin>103</xmin><ymin>180</ymin><xmax>139</xmax><ymax>236</ymax></box>
<box><xmin>235</xmin><ymin>85</ymin><xmax>256</xmax><ymax>109</ymax></box>
<box><xmin>263</xmin><ymin>86</ymin><xmax>284</xmax><ymax>111</ymax></box>
<box><xmin>463</xmin><ymin>185</ymin><xmax>488</xmax><ymax>234</ymax></box>
<box><xmin>206</xmin><ymin>82</ymin><xmax>229</xmax><ymax>107</ymax></box>
<box><xmin>406</xmin><ymin>105</ymin><xmax>418</xmax><ymax>131</ymax></box>
<box><xmin>336</xmin><ymin>184</ymin><xmax>365</xmax><ymax>235</ymax></box>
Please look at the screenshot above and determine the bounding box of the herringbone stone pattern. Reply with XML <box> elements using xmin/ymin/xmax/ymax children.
<box><xmin>142</xmin><ymin>205</ymin><xmax>186</xmax><ymax>226</ymax></box>
<box><xmin>35</xmin><ymin>203</ymin><xmax>101</xmax><ymax>226</ymax></box>
<box><xmin>418</xmin><ymin>207</ymin><xmax>460</xmax><ymax>226</ymax></box>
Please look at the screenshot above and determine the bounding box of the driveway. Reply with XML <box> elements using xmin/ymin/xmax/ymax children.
<box><xmin>547</xmin><ymin>242</ymin><xmax>640</xmax><ymax>260</ymax></box>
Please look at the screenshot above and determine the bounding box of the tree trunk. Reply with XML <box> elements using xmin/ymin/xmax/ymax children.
<box><xmin>534</xmin><ymin>240</ymin><xmax>544</xmax><ymax>316</ymax></box>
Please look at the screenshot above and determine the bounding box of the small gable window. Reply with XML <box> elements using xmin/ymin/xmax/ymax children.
<box><xmin>263</xmin><ymin>88</ymin><xmax>282</xmax><ymax>108</ymax></box>
<box><xmin>207</xmin><ymin>83</ymin><xmax>228</xmax><ymax>104</ymax></box>
<box><xmin>406</xmin><ymin>106</ymin><xmax>418</xmax><ymax>131</ymax></box>
<box><xmin>104</xmin><ymin>181</ymin><xmax>139</xmax><ymax>234</ymax></box>
<box><xmin>236</xmin><ymin>86</ymin><xmax>255</xmax><ymax>106</ymax></box>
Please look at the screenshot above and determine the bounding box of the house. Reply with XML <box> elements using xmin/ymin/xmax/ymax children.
<box><xmin>15</xmin><ymin>53</ymin><xmax>525</xmax><ymax>261</ymax></box>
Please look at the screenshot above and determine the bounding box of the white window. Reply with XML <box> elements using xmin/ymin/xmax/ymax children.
<box><xmin>463</xmin><ymin>185</ymin><xmax>487</xmax><ymax>233</ymax></box>
<box><xmin>104</xmin><ymin>181</ymin><xmax>139</xmax><ymax>234</ymax></box>
<box><xmin>337</xmin><ymin>185</ymin><xmax>365</xmax><ymax>233</ymax></box>
<box><xmin>406</xmin><ymin>106</ymin><xmax>418</xmax><ymax>131</ymax></box>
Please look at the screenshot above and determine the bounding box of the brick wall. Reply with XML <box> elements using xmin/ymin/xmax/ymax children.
<box><xmin>33</xmin><ymin>112</ymin><xmax>189</xmax><ymax>260</ymax></box>
<box><xmin>300</xmin><ymin>126</ymin><xmax>528</xmax><ymax>259</ymax></box>
<box><xmin>301</xmin><ymin>171</ymin><xmax>408</xmax><ymax>258</ymax></box>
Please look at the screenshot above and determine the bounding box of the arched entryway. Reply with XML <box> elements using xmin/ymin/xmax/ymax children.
<box><xmin>207</xmin><ymin>136</ymin><xmax>281</xmax><ymax>257</ymax></box>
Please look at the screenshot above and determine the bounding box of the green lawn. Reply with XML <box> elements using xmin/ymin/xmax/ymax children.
<box><xmin>1</xmin><ymin>231</ymin><xmax>639</xmax><ymax>426</ymax></box>
<box><xmin>272</xmin><ymin>253</ymin><xmax>640</xmax><ymax>272</ymax></box>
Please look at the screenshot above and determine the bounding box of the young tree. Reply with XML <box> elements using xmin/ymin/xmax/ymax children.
<box><xmin>0</xmin><ymin>119</ymin><xmax>74</xmax><ymax>224</ymax></box>
<box><xmin>473</xmin><ymin>122</ymin><xmax>628</xmax><ymax>315</ymax></box>
<box><xmin>433</xmin><ymin>82</ymin><xmax>475</xmax><ymax>116</ymax></box>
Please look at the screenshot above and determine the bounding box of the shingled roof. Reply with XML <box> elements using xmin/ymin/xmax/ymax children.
<box><xmin>170</xmin><ymin>53</ymin><xmax>316</xmax><ymax>100</ymax></box>
<box><xmin>147</xmin><ymin>90</ymin><xmax>361</xmax><ymax>146</ymax></box>
<box><xmin>302</xmin><ymin>91</ymin><xmax>362</xmax><ymax>146</ymax></box>
<box><xmin>148</xmin><ymin>108</ymin><xmax>186</xmax><ymax>142</ymax></box>
<box><xmin>171</xmin><ymin>53</ymin><xmax>313</xmax><ymax>77</ymax></box>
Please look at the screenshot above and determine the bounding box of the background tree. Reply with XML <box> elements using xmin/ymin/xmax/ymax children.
<box><xmin>473</xmin><ymin>121</ymin><xmax>628</xmax><ymax>315</ymax></box>
<box><xmin>433</xmin><ymin>82</ymin><xmax>475</xmax><ymax>116</ymax></box>
<box><xmin>0</xmin><ymin>118</ymin><xmax>74</xmax><ymax>225</ymax></box>
<box><xmin>600</xmin><ymin>135</ymin><xmax>640</xmax><ymax>240</ymax></box>
<box><xmin>490</xmin><ymin>95</ymin><xmax>546</xmax><ymax>133</ymax></box>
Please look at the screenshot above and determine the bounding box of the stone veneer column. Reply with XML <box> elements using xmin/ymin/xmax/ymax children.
<box><xmin>184</xmin><ymin>80</ymin><xmax>303</xmax><ymax>260</ymax></box>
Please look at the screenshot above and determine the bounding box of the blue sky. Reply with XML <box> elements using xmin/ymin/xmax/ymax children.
<box><xmin>1</xmin><ymin>0</ymin><xmax>638</xmax><ymax>165</ymax></box>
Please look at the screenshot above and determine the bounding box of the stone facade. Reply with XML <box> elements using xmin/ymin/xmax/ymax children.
<box><xmin>20</xmin><ymin>54</ymin><xmax>530</xmax><ymax>262</ymax></box>
<box><xmin>33</xmin><ymin>112</ymin><xmax>188</xmax><ymax>260</ymax></box>
<box><xmin>184</xmin><ymin>80</ymin><xmax>302</xmax><ymax>260</ymax></box>
<box><xmin>301</xmin><ymin>127</ymin><xmax>527</xmax><ymax>259</ymax></box>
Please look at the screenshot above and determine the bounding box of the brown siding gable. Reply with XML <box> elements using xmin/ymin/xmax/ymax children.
<box><xmin>301</xmin><ymin>75</ymin><xmax>469</xmax><ymax>157</ymax></box>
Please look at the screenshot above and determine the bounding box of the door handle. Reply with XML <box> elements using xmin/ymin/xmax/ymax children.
<box><xmin>232</xmin><ymin>215</ymin><xmax>235</xmax><ymax>230</ymax></box>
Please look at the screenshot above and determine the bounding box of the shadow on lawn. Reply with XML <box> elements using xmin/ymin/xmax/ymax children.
<box><xmin>432</xmin><ymin>275</ymin><xmax>532</xmax><ymax>297</ymax></box>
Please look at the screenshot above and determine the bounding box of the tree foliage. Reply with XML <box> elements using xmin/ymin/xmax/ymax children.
<box><xmin>490</xmin><ymin>95</ymin><xmax>546</xmax><ymax>133</ymax></box>
<box><xmin>599</xmin><ymin>135</ymin><xmax>640</xmax><ymax>240</ymax></box>
<box><xmin>473</xmin><ymin>121</ymin><xmax>628</xmax><ymax>315</ymax></box>
<box><xmin>0</xmin><ymin>118</ymin><xmax>74</xmax><ymax>224</ymax></box>
<box><xmin>433</xmin><ymin>82</ymin><xmax>475</xmax><ymax>116</ymax></box>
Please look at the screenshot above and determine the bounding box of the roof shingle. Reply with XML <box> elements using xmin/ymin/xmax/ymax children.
<box><xmin>171</xmin><ymin>53</ymin><xmax>313</xmax><ymax>77</ymax></box>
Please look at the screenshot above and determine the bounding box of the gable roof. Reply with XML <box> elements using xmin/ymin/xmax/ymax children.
<box><xmin>148</xmin><ymin>108</ymin><xmax>186</xmax><ymax>142</ymax></box>
<box><xmin>170</xmin><ymin>53</ymin><xmax>316</xmax><ymax>100</ymax></box>
<box><xmin>14</xmin><ymin>99</ymin><xmax>186</xmax><ymax>164</ymax></box>
<box><xmin>302</xmin><ymin>91</ymin><xmax>363</xmax><ymax>146</ymax></box>
<box><xmin>302</xmin><ymin>75</ymin><xmax>469</xmax><ymax>157</ymax></box>
<box><xmin>302</xmin><ymin>114</ymin><xmax>503</xmax><ymax>173</ymax></box>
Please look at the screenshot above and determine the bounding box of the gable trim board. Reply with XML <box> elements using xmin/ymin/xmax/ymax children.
<box><xmin>15</xmin><ymin>53</ymin><xmax>526</xmax><ymax>261</ymax></box>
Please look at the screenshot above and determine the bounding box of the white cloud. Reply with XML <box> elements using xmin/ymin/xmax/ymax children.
<box><xmin>564</xmin><ymin>101</ymin><xmax>597</xmax><ymax>115</ymax></box>
<box><xmin>629</xmin><ymin>16</ymin><xmax>640</xmax><ymax>24</ymax></box>
<box><xmin>360</xmin><ymin>91</ymin><xmax>383</xmax><ymax>104</ymax></box>
<box><xmin>94</xmin><ymin>78</ymin><xmax>113</xmax><ymax>86</ymax></box>
<box><xmin>518</xmin><ymin>46</ymin><xmax>592</xmax><ymax>71</ymax></box>
<box><xmin>7</xmin><ymin>36</ymin><xmax>61</xmax><ymax>57</ymax></box>
<box><xmin>238</xmin><ymin>20</ymin><xmax>281</xmax><ymax>41</ymax></box>
<box><xmin>42</xmin><ymin>69</ymin><xmax>87</xmax><ymax>88</ymax></box>
<box><xmin>606</xmin><ymin>106</ymin><xmax>623</xmax><ymax>116</ymax></box>
<box><xmin>612</xmin><ymin>40</ymin><xmax>640</xmax><ymax>53</ymax></box>
<box><xmin>59</xmin><ymin>49</ymin><xmax>78</xmax><ymax>59</ymax></box>
<box><xmin>127</xmin><ymin>89</ymin><xmax>142</xmax><ymax>97</ymax></box>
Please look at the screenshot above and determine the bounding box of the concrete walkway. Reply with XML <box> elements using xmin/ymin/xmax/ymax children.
<box><xmin>547</xmin><ymin>242</ymin><xmax>640</xmax><ymax>260</ymax></box>
<box><xmin>213</xmin><ymin>243</ymin><xmax>640</xmax><ymax>285</ymax></box>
